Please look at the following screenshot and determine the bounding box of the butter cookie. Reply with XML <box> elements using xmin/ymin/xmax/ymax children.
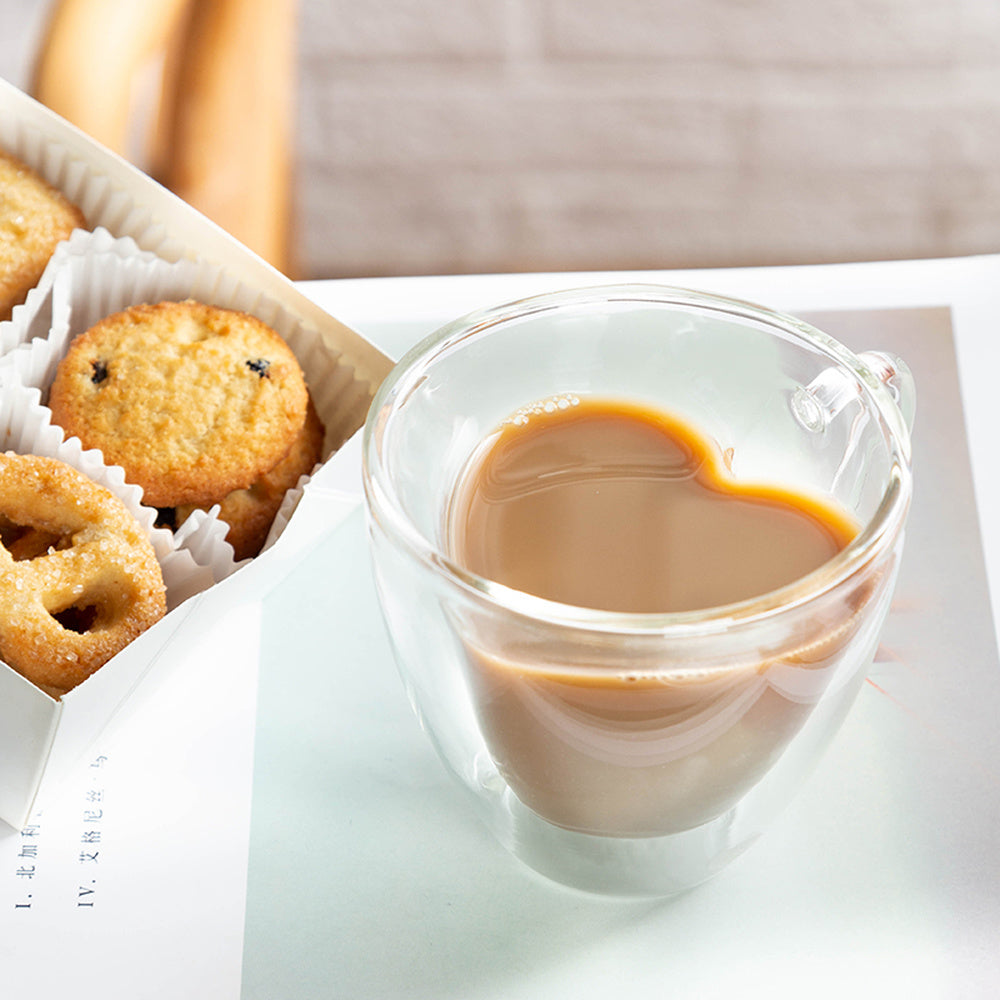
<box><xmin>0</xmin><ymin>149</ymin><xmax>85</xmax><ymax>321</ymax></box>
<box><xmin>50</xmin><ymin>300</ymin><xmax>309</xmax><ymax>507</ymax></box>
<box><xmin>0</xmin><ymin>453</ymin><xmax>167</xmax><ymax>696</ymax></box>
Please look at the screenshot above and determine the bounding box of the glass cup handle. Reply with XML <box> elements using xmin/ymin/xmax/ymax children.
<box><xmin>791</xmin><ymin>350</ymin><xmax>916</xmax><ymax>434</ymax></box>
<box><xmin>857</xmin><ymin>351</ymin><xmax>916</xmax><ymax>432</ymax></box>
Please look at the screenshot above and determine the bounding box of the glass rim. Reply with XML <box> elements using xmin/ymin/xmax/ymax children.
<box><xmin>361</xmin><ymin>282</ymin><xmax>913</xmax><ymax>637</ymax></box>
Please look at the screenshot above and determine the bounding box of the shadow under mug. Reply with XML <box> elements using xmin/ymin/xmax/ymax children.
<box><xmin>362</xmin><ymin>284</ymin><xmax>914</xmax><ymax>897</ymax></box>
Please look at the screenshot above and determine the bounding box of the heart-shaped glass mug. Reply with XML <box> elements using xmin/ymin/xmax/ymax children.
<box><xmin>362</xmin><ymin>284</ymin><xmax>914</xmax><ymax>897</ymax></box>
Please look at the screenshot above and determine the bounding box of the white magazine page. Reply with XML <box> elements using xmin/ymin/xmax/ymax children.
<box><xmin>0</xmin><ymin>601</ymin><xmax>261</xmax><ymax>995</ymax></box>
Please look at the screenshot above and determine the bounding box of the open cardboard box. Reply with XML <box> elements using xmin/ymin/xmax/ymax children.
<box><xmin>0</xmin><ymin>79</ymin><xmax>395</xmax><ymax>829</ymax></box>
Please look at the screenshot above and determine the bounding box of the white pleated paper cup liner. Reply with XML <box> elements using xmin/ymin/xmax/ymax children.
<box><xmin>0</xmin><ymin>377</ymin><xmax>218</xmax><ymax>612</ymax></box>
<box><xmin>45</xmin><ymin>230</ymin><xmax>364</xmax><ymax>451</ymax></box>
<box><xmin>4</xmin><ymin>230</ymin><xmax>367</xmax><ymax>574</ymax></box>
<box><xmin>258</xmin><ymin>468</ymin><xmax>318</xmax><ymax>557</ymax></box>
<box><xmin>0</xmin><ymin>259</ymin><xmax>65</xmax><ymax>358</ymax></box>
<box><xmin>0</xmin><ymin>112</ymin><xmax>185</xmax><ymax>264</ymax></box>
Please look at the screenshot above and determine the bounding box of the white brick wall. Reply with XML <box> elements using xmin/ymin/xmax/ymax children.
<box><xmin>5</xmin><ymin>0</ymin><xmax>1000</xmax><ymax>278</ymax></box>
<box><xmin>295</xmin><ymin>0</ymin><xmax>1000</xmax><ymax>278</ymax></box>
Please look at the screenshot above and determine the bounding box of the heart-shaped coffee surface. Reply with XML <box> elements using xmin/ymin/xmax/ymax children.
<box><xmin>449</xmin><ymin>396</ymin><xmax>857</xmax><ymax>613</ymax></box>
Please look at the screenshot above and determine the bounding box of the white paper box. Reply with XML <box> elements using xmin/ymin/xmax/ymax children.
<box><xmin>0</xmin><ymin>80</ymin><xmax>394</xmax><ymax>829</ymax></box>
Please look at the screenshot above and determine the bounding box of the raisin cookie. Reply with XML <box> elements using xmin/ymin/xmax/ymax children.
<box><xmin>0</xmin><ymin>149</ymin><xmax>85</xmax><ymax>321</ymax></box>
<box><xmin>170</xmin><ymin>397</ymin><xmax>325</xmax><ymax>560</ymax></box>
<box><xmin>0</xmin><ymin>452</ymin><xmax>167</xmax><ymax>697</ymax></box>
<box><xmin>50</xmin><ymin>300</ymin><xmax>309</xmax><ymax>507</ymax></box>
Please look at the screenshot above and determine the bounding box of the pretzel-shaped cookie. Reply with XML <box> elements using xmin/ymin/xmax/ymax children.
<box><xmin>0</xmin><ymin>453</ymin><xmax>167</xmax><ymax>696</ymax></box>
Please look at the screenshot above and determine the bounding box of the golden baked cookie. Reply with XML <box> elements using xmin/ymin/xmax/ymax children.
<box><xmin>171</xmin><ymin>397</ymin><xmax>325</xmax><ymax>560</ymax></box>
<box><xmin>49</xmin><ymin>300</ymin><xmax>309</xmax><ymax>507</ymax></box>
<box><xmin>0</xmin><ymin>452</ymin><xmax>167</xmax><ymax>697</ymax></box>
<box><xmin>0</xmin><ymin>149</ymin><xmax>85</xmax><ymax>321</ymax></box>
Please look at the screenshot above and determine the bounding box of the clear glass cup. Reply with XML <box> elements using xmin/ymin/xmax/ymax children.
<box><xmin>362</xmin><ymin>284</ymin><xmax>914</xmax><ymax>897</ymax></box>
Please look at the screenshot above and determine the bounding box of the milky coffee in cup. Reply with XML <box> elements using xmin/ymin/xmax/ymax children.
<box><xmin>445</xmin><ymin>394</ymin><xmax>866</xmax><ymax>837</ymax></box>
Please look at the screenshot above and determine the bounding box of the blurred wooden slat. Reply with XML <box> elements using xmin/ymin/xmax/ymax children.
<box><xmin>31</xmin><ymin>0</ymin><xmax>296</xmax><ymax>275</ymax></box>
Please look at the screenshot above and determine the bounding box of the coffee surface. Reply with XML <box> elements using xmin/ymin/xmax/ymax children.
<box><xmin>448</xmin><ymin>396</ymin><xmax>856</xmax><ymax>613</ymax></box>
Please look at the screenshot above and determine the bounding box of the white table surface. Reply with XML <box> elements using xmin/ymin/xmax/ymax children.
<box><xmin>4</xmin><ymin>256</ymin><xmax>1000</xmax><ymax>999</ymax></box>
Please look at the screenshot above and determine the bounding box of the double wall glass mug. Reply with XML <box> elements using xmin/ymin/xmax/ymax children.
<box><xmin>362</xmin><ymin>285</ymin><xmax>914</xmax><ymax>897</ymax></box>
